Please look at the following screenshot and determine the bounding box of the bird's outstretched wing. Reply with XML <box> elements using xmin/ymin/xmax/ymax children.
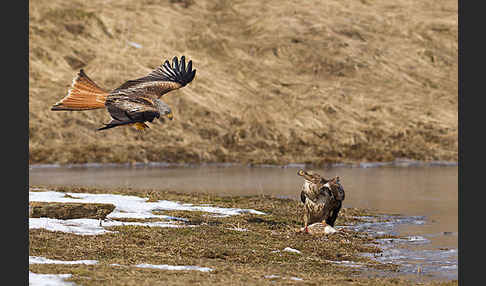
<box><xmin>98</xmin><ymin>96</ymin><xmax>162</xmax><ymax>131</ymax></box>
<box><xmin>112</xmin><ymin>56</ymin><xmax>196</xmax><ymax>97</ymax></box>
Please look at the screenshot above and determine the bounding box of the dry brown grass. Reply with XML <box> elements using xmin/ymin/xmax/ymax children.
<box><xmin>29</xmin><ymin>0</ymin><xmax>458</xmax><ymax>165</ymax></box>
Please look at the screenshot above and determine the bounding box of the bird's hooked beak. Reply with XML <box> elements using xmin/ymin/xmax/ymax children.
<box><xmin>166</xmin><ymin>112</ymin><xmax>174</xmax><ymax>120</ymax></box>
<box><xmin>298</xmin><ymin>170</ymin><xmax>314</xmax><ymax>183</ymax></box>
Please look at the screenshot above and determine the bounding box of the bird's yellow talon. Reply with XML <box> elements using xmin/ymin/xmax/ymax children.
<box><xmin>133</xmin><ymin>122</ymin><xmax>149</xmax><ymax>131</ymax></box>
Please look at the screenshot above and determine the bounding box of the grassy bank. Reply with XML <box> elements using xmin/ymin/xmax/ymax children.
<box><xmin>29</xmin><ymin>185</ymin><xmax>457</xmax><ymax>285</ymax></box>
<box><xmin>29</xmin><ymin>0</ymin><xmax>457</xmax><ymax>166</ymax></box>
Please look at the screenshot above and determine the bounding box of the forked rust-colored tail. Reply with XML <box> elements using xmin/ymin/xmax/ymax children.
<box><xmin>51</xmin><ymin>69</ymin><xmax>109</xmax><ymax>111</ymax></box>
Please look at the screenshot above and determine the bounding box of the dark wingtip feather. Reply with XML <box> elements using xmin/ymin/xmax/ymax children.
<box><xmin>187</xmin><ymin>60</ymin><xmax>192</xmax><ymax>73</ymax></box>
<box><xmin>180</xmin><ymin>56</ymin><xmax>186</xmax><ymax>73</ymax></box>
<box><xmin>187</xmin><ymin>69</ymin><xmax>196</xmax><ymax>83</ymax></box>
<box><xmin>157</xmin><ymin>56</ymin><xmax>196</xmax><ymax>86</ymax></box>
<box><xmin>173</xmin><ymin>56</ymin><xmax>179</xmax><ymax>70</ymax></box>
<box><xmin>172</xmin><ymin>56</ymin><xmax>180</xmax><ymax>77</ymax></box>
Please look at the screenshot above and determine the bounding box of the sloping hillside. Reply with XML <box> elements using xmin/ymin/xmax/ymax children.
<box><xmin>29</xmin><ymin>0</ymin><xmax>458</xmax><ymax>165</ymax></box>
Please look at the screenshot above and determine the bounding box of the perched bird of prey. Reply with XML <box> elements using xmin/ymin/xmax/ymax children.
<box><xmin>51</xmin><ymin>56</ymin><xmax>196</xmax><ymax>131</ymax></box>
<box><xmin>297</xmin><ymin>169</ymin><xmax>345</xmax><ymax>233</ymax></box>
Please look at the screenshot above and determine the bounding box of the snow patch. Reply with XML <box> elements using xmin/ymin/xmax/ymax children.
<box><xmin>29</xmin><ymin>272</ymin><xmax>76</xmax><ymax>286</ymax></box>
<box><xmin>29</xmin><ymin>217</ymin><xmax>184</xmax><ymax>235</ymax></box>
<box><xmin>283</xmin><ymin>247</ymin><xmax>302</xmax><ymax>254</ymax></box>
<box><xmin>227</xmin><ymin>227</ymin><xmax>248</xmax><ymax>232</ymax></box>
<box><xmin>29</xmin><ymin>191</ymin><xmax>265</xmax><ymax>235</ymax></box>
<box><xmin>263</xmin><ymin>274</ymin><xmax>303</xmax><ymax>281</ymax></box>
<box><xmin>30</xmin><ymin>191</ymin><xmax>265</xmax><ymax>219</ymax></box>
<box><xmin>325</xmin><ymin>260</ymin><xmax>363</xmax><ymax>268</ymax></box>
<box><xmin>405</xmin><ymin>235</ymin><xmax>429</xmax><ymax>243</ymax></box>
<box><xmin>30</xmin><ymin>256</ymin><xmax>97</xmax><ymax>265</ymax></box>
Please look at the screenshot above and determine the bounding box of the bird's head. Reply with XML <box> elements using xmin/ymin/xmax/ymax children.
<box><xmin>159</xmin><ymin>107</ymin><xmax>173</xmax><ymax>121</ymax></box>
<box><xmin>166</xmin><ymin>110</ymin><xmax>174</xmax><ymax>120</ymax></box>
<box><xmin>155</xmin><ymin>99</ymin><xmax>174</xmax><ymax>122</ymax></box>
<box><xmin>298</xmin><ymin>169</ymin><xmax>327</xmax><ymax>184</ymax></box>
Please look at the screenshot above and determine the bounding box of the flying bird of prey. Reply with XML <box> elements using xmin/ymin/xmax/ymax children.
<box><xmin>51</xmin><ymin>56</ymin><xmax>196</xmax><ymax>131</ymax></box>
<box><xmin>297</xmin><ymin>169</ymin><xmax>345</xmax><ymax>233</ymax></box>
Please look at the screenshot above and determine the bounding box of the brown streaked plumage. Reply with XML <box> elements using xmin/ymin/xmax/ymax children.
<box><xmin>51</xmin><ymin>56</ymin><xmax>196</xmax><ymax>131</ymax></box>
<box><xmin>297</xmin><ymin>169</ymin><xmax>345</xmax><ymax>233</ymax></box>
